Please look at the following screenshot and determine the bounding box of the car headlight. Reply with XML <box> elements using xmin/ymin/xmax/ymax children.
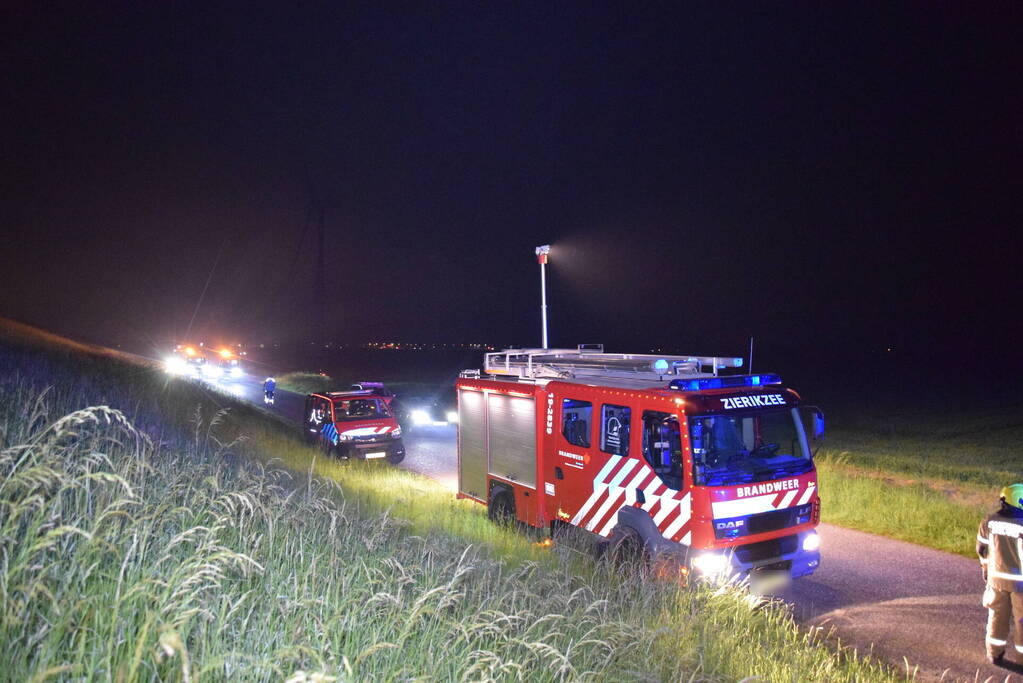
<box><xmin>391</xmin><ymin>426</ymin><xmax>402</xmax><ymax>438</ymax></box>
<box><xmin>203</xmin><ymin>364</ymin><xmax>223</xmax><ymax>379</ymax></box>
<box><xmin>691</xmin><ymin>552</ymin><xmax>731</xmax><ymax>575</ymax></box>
<box><xmin>164</xmin><ymin>356</ymin><xmax>187</xmax><ymax>375</ymax></box>
<box><xmin>231</xmin><ymin>366</ymin><xmax>244</xmax><ymax>378</ymax></box>
<box><xmin>802</xmin><ymin>531</ymin><xmax>820</xmax><ymax>552</ymax></box>
<box><xmin>446</xmin><ymin>411</ymin><xmax>458</xmax><ymax>423</ymax></box>
<box><xmin>411</xmin><ymin>409</ymin><xmax>431</xmax><ymax>425</ymax></box>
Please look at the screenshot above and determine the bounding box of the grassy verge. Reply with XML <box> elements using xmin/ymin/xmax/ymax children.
<box><xmin>0</xmin><ymin>319</ymin><xmax>903</xmax><ymax>681</ymax></box>
<box><xmin>816</xmin><ymin>405</ymin><xmax>1022</xmax><ymax>558</ymax></box>
<box><xmin>276</xmin><ymin>371</ymin><xmax>335</xmax><ymax>394</ymax></box>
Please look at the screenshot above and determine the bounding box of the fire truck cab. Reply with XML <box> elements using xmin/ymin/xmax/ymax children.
<box><xmin>304</xmin><ymin>389</ymin><xmax>405</xmax><ymax>463</ymax></box>
<box><xmin>456</xmin><ymin>347</ymin><xmax>823</xmax><ymax>582</ymax></box>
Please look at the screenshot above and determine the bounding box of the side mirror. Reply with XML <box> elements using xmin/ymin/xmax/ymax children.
<box><xmin>801</xmin><ymin>406</ymin><xmax>825</xmax><ymax>441</ymax></box>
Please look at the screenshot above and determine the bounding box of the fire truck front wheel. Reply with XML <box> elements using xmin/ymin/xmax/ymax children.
<box><xmin>606</xmin><ymin>526</ymin><xmax>650</xmax><ymax>573</ymax></box>
<box><xmin>385</xmin><ymin>444</ymin><xmax>405</xmax><ymax>464</ymax></box>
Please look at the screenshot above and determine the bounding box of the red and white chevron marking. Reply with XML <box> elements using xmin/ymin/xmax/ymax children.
<box><xmin>710</xmin><ymin>482</ymin><xmax>817</xmax><ymax>519</ymax></box>
<box><xmin>570</xmin><ymin>456</ymin><xmax>692</xmax><ymax>544</ymax></box>
<box><xmin>339</xmin><ymin>425</ymin><xmax>395</xmax><ymax>437</ymax></box>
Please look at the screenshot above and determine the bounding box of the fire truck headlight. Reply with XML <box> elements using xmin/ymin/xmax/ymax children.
<box><xmin>391</xmin><ymin>427</ymin><xmax>402</xmax><ymax>438</ymax></box>
<box><xmin>802</xmin><ymin>531</ymin><xmax>821</xmax><ymax>552</ymax></box>
<box><xmin>164</xmin><ymin>356</ymin><xmax>187</xmax><ymax>375</ymax></box>
<box><xmin>411</xmin><ymin>409</ymin><xmax>431</xmax><ymax>425</ymax></box>
<box><xmin>337</xmin><ymin>432</ymin><xmax>352</xmax><ymax>442</ymax></box>
<box><xmin>446</xmin><ymin>411</ymin><xmax>458</xmax><ymax>424</ymax></box>
<box><xmin>692</xmin><ymin>552</ymin><xmax>730</xmax><ymax>575</ymax></box>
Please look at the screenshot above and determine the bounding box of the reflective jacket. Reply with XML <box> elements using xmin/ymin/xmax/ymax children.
<box><xmin>977</xmin><ymin>510</ymin><xmax>1023</xmax><ymax>591</ymax></box>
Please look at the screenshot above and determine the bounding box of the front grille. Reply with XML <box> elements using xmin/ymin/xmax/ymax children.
<box><xmin>715</xmin><ymin>504</ymin><xmax>811</xmax><ymax>540</ymax></box>
<box><xmin>734</xmin><ymin>534</ymin><xmax>798</xmax><ymax>564</ymax></box>
<box><xmin>747</xmin><ymin>507</ymin><xmax>796</xmax><ymax>535</ymax></box>
<box><xmin>353</xmin><ymin>434</ymin><xmax>388</xmax><ymax>443</ymax></box>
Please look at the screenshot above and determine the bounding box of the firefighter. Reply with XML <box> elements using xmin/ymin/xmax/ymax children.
<box><xmin>263</xmin><ymin>377</ymin><xmax>276</xmax><ymax>405</ymax></box>
<box><xmin>977</xmin><ymin>483</ymin><xmax>1023</xmax><ymax>665</ymax></box>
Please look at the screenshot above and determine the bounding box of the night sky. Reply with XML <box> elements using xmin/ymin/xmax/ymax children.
<box><xmin>2</xmin><ymin>3</ymin><xmax>1020</xmax><ymax>369</ymax></box>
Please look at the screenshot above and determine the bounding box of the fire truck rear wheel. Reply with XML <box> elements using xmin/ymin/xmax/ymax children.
<box><xmin>487</xmin><ymin>488</ymin><xmax>516</xmax><ymax>527</ymax></box>
<box><xmin>607</xmin><ymin>526</ymin><xmax>650</xmax><ymax>573</ymax></box>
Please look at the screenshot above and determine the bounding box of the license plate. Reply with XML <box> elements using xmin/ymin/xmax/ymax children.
<box><xmin>364</xmin><ymin>451</ymin><xmax>386</xmax><ymax>459</ymax></box>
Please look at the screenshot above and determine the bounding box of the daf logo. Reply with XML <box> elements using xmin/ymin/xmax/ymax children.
<box><xmin>715</xmin><ymin>520</ymin><xmax>745</xmax><ymax>530</ymax></box>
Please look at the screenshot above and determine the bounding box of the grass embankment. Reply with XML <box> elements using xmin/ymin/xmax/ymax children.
<box><xmin>276</xmin><ymin>371</ymin><xmax>335</xmax><ymax>395</ymax></box>
<box><xmin>276</xmin><ymin>372</ymin><xmax>444</xmax><ymax>400</ymax></box>
<box><xmin>818</xmin><ymin>405</ymin><xmax>1022</xmax><ymax>557</ymax></box>
<box><xmin>0</xmin><ymin>319</ymin><xmax>902</xmax><ymax>681</ymax></box>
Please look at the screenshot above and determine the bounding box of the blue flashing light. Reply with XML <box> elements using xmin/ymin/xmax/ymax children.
<box><xmin>653</xmin><ymin>358</ymin><xmax>669</xmax><ymax>373</ymax></box>
<box><xmin>669</xmin><ymin>373</ymin><xmax>783</xmax><ymax>392</ymax></box>
<box><xmin>733</xmin><ymin>358</ymin><xmax>744</xmax><ymax>367</ymax></box>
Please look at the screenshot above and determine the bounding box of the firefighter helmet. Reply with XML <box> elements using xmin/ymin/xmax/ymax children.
<box><xmin>1001</xmin><ymin>484</ymin><xmax>1023</xmax><ymax>509</ymax></box>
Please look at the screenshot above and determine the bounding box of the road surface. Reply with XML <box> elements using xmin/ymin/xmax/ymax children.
<box><xmin>217</xmin><ymin>375</ymin><xmax>1014</xmax><ymax>682</ymax></box>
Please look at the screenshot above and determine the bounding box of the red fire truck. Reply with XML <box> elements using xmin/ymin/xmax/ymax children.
<box><xmin>456</xmin><ymin>347</ymin><xmax>824</xmax><ymax>581</ymax></box>
<box><xmin>304</xmin><ymin>389</ymin><xmax>405</xmax><ymax>463</ymax></box>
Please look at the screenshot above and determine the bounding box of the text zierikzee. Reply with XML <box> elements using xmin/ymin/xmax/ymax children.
<box><xmin>721</xmin><ymin>394</ymin><xmax>785</xmax><ymax>410</ymax></box>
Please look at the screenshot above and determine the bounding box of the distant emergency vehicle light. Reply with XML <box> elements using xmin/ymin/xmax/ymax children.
<box><xmin>669</xmin><ymin>373</ymin><xmax>782</xmax><ymax>392</ymax></box>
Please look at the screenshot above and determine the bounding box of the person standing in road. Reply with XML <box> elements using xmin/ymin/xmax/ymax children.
<box><xmin>977</xmin><ymin>484</ymin><xmax>1023</xmax><ymax>665</ymax></box>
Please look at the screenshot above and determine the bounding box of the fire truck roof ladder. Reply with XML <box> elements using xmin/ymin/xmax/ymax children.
<box><xmin>483</xmin><ymin>346</ymin><xmax>744</xmax><ymax>382</ymax></box>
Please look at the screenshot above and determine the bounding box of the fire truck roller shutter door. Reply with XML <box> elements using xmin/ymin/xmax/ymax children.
<box><xmin>487</xmin><ymin>393</ymin><xmax>537</xmax><ymax>488</ymax></box>
<box><xmin>458</xmin><ymin>389</ymin><xmax>487</xmax><ymax>501</ymax></box>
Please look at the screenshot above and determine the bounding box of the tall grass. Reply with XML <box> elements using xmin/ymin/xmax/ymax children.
<box><xmin>816</xmin><ymin>455</ymin><xmax>986</xmax><ymax>556</ymax></box>
<box><xmin>0</xmin><ymin>321</ymin><xmax>903</xmax><ymax>681</ymax></box>
<box><xmin>813</xmin><ymin>403</ymin><xmax>1021</xmax><ymax>556</ymax></box>
<box><xmin>276</xmin><ymin>371</ymin><xmax>335</xmax><ymax>395</ymax></box>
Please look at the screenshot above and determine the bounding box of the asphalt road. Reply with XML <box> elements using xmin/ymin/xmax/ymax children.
<box><xmin>215</xmin><ymin>374</ymin><xmax>1014</xmax><ymax>682</ymax></box>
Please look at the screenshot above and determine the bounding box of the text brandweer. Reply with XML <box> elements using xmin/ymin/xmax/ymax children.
<box><xmin>735</xmin><ymin>479</ymin><xmax>799</xmax><ymax>498</ymax></box>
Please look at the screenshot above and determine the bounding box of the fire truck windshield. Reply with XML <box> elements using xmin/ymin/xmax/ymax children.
<box><xmin>689</xmin><ymin>408</ymin><xmax>811</xmax><ymax>486</ymax></box>
<box><xmin>332</xmin><ymin>398</ymin><xmax>391</xmax><ymax>421</ymax></box>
